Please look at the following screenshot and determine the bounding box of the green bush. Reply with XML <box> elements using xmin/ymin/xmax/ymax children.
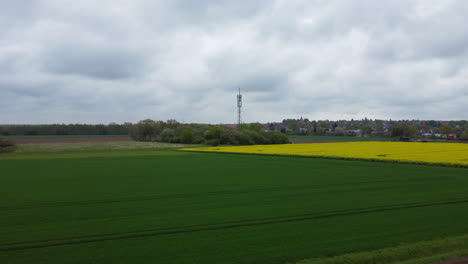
<box><xmin>193</xmin><ymin>136</ymin><xmax>205</xmax><ymax>144</ymax></box>
<box><xmin>267</xmin><ymin>132</ymin><xmax>289</xmax><ymax>144</ymax></box>
<box><xmin>460</xmin><ymin>131</ymin><xmax>468</xmax><ymax>141</ymax></box>
<box><xmin>238</xmin><ymin>133</ymin><xmax>255</xmax><ymax>145</ymax></box>
<box><xmin>130</xmin><ymin>120</ymin><xmax>163</xmax><ymax>141</ymax></box>
<box><xmin>243</xmin><ymin>130</ymin><xmax>266</xmax><ymax>144</ymax></box>
<box><xmin>180</xmin><ymin>128</ymin><xmax>194</xmax><ymax>144</ymax></box>
<box><xmin>0</xmin><ymin>138</ymin><xmax>16</xmax><ymax>153</ymax></box>
<box><xmin>160</xmin><ymin>128</ymin><xmax>175</xmax><ymax>142</ymax></box>
<box><xmin>206</xmin><ymin>139</ymin><xmax>220</xmax><ymax>146</ymax></box>
<box><xmin>130</xmin><ymin>119</ymin><xmax>291</xmax><ymax>146</ymax></box>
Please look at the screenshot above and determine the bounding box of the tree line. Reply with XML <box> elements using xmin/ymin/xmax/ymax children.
<box><xmin>276</xmin><ymin>118</ymin><xmax>468</xmax><ymax>140</ymax></box>
<box><xmin>2</xmin><ymin>119</ymin><xmax>467</xmax><ymax>142</ymax></box>
<box><xmin>0</xmin><ymin>138</ymin><xmax>16</xmax><ymax>153</ymax></box>
<box><xmin>130</xmin><ymin>119</ymin><xmax>289</xmax><ymax>145</ymax></box>
<box><xmin>0</xmin><ymin>123</ymin><xmax>131</xmax><ymax>136</ymax></box>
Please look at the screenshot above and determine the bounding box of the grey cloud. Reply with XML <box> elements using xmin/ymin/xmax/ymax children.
<box><xmin>167</xmin><ymin>0</ymin><xmax>267</xmax><ymax>21</ymax></box>
<box><xmin>0</xmin><ymin>0</ymin><xmax>467</xmax><ymax>124</ymax></box>
<box><xmin>42</xmin><ymin>43</ymin><xmax>146</xmax><ymax>80</ymax></box>
<box><xmin>0</xmin><ymin>0</ymin><xmax>39</xmax><ymax>30</ymax></box>
<box><xmin>237</xmin><ymin>74</ymin><xmax>286</xmax><ymax>93</ymax></box>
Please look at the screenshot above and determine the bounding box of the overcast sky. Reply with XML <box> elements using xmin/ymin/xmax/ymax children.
<box><xmin>1</xmin><ymin>0</ymin><xmax>467</xmax><ymax>124</ymax></box>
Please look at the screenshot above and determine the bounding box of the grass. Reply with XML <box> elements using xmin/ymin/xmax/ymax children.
<box><xmin>12</xmin><ymin>141</ymin><xmax>200</xmax><ymax>153</ymax></box>
<box><xmin>0</xmin><ymin>149</ymin><xmax>189</xmax><ymax>160</ymax></box>
<box><xmin>1</xmin><ymin>150</ymin><xmax>468</xmax><ymax>264</ymax></box>
<box><xmin>294</xmin><ymin>234</ymin><xmax>468</xmax><ymax>264</ymax></box>
<box><xmin>182</xmin><ymin>142</ymin><xmax>468</xmax><ymax>167</ymax></box>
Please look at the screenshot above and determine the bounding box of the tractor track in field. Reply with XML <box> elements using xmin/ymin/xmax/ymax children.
<box><xmin>2</xmin><ymin>197</ymin><xmax>468</xmax><ymax>252</ymax></box>
<box><xmin>0</xmin><ymin>177</ymin><xmax>442</xmax><ymax>211</ymax></box>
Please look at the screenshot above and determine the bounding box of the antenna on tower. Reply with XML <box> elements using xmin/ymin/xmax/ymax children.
<box><xmin>237</xmin><ymin>88</ymin><xmax>242</xmax><ymax>125</ymax></box>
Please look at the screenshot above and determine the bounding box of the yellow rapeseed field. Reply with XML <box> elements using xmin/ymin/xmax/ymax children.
<box><xmin>182</xmin><ymin>142</ymin><xmax>468</xmax><ymax>166</ymax></box>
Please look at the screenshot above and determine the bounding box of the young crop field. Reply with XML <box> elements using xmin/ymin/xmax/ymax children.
<box><xmin>1</xmin><ymin>149</ymin><xmax>468</xmax><ymax>264</ymax></box>
<box><xmin>288</xmin><ymin>135</ymin><xmax>393</xmax><ymax>143</ymax></box>
<box><xmin>183</xmin><ymin>142</ymin><xmax>468</xmax><ymax>167</ymax></box>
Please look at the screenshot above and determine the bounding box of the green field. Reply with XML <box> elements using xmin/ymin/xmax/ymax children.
<box><xmin>1</xmin><ymin>149</ymin><xmax>468</xmax><ymax>264</ymax></box>
<box><xmin>288</xmin><ymin>135</ymin><xmax>393</xmax><ymax>142</ymax></box>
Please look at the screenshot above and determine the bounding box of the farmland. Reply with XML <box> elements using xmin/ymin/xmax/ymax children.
<box><xmin>8</xmin><ymin>135</ymin><xmax>131</xmax><ymax>144</ymax></box>
<box><xmin>183</xmin><ymin>142</ymin><xmax>468</xmax><ymax>167</ymax></box>
<box><xmin>1</xmin><ymin>146</ymin><xmax>468</xmax><ymax>264</ymax></box>
<box><xmin>289</xmin><ymin>135</ymin><xmax>393</xmax><ymax>143</ymax></box>
<box><xmin>12</xmin><ymin>140</ymin><xmax>196</xmax><ymax>154</ymax></box>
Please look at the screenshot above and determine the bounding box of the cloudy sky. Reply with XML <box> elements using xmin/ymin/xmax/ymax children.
<box><xmin>1</xmin><ymin>0</ymin><xmax>467</xmax><ymax>124</ymax></box>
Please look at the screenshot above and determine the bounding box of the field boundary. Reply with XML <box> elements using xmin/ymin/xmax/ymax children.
<box><xmin>180</xmin><ymin>149</ymin><xmax>468</xmax><ymax>168</ymax></box>
<box><xmin>293</xmin><ymin>234</ymin><xmax>468</xmax><ymax>264</ymax></box>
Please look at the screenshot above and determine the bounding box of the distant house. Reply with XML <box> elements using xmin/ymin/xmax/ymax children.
<box><xmin>347</xmin><ymin>129</ymin><xmax>363</xmax><ymax>136</ymax></box>
<box><xmin>422</xmin><ymin>133</ymin><xmax>432</xmax><ymax>138</ymax></box>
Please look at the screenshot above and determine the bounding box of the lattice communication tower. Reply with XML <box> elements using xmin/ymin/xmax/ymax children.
<box><xmin>237</xmin><ymin>88</ymin><xmax>242</xmax><ymax>125</ymax></box>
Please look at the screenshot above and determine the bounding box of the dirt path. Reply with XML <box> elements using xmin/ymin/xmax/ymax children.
<box><xmin>11</xmin><ymin>136</ymin><xmax>132</xmax><ymax>144</ymax></box>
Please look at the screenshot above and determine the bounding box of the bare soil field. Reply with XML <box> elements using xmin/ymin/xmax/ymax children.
<box><xmin>11</xmin><ymin>136</ymin><xmax>132</xmax><ymax>144</ymax></box>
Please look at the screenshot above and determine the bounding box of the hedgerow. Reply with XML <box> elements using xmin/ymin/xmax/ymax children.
<box><xmin>0</xmin><ymin>138</ymin><xmax>16</xmax><ymax>153</ymax></box>
<box><xmin>130</xmin><ymin>120</ymin><xmax>289</xmax><ymax>146</ymax></box>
